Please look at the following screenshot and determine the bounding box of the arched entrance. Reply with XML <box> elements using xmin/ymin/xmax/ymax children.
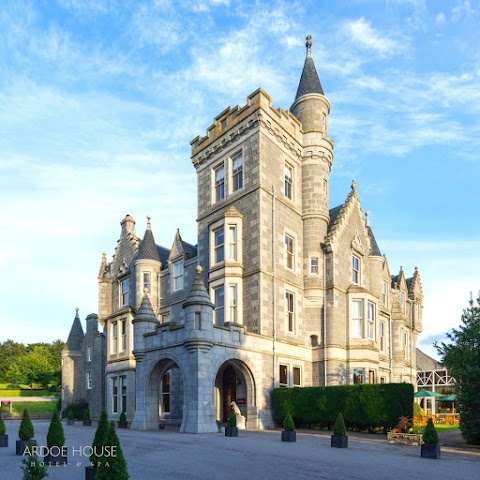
<box><xmin>214</xmin><ymin>359</ymin><xmax>257</xmax><ymax>427</ymax></box>
<box><xmin>146</xmin><ymin>358</ymin><xmax>184</xmax><ymax>429</ymax></box>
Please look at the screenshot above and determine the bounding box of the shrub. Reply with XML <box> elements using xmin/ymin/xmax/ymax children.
<box><xmin>55</xmin><ymin>399</ymin><xmax>61</xmax><ymax>413</ymax></box>
<box><xmin>19</xmin><ymin>409</ymin><xmax>34</xmax><ymax>441</ymax></box>
<box><xmin>62</xmin><ymin>399</ymin><xmax>88</xmax><ymax>420</ymax></box>
<box><xmin>90</xmin><ymin>410</ymin><xmax>109</xmax><ymax>466</ymax></box>
<box><xmin>67</xmin><ymin>409</ymin><xmax>74</xmax><ymax>420</ymax></box>
<box><xmin>46</xmin><ymin>409</ymin><xmax>64</xmax><ymax>447</ymax></box>
<box><xmin>422</xmin><ymin>418</ymin><xmax>439</xmax><ymax>445</ymax></box>
<box><xmin>283</xmin><ymin>412</ymin><xmax>295</xmax><ymax>432</ymax></box>
<box><xmin>21</xmin><ymin>441</ymin><xmax>48</xmax><ymax>480</ymax></box>
<box><xmin>119</xmin><ymin>411</ymin><xmax>126</xmax><ymax>422</ymax></box>
<box><xmin>273</xmin><ymin>383</ymin><xmax>413</xmax><ymax>431</ymax></box>
<box><xmin>96</xmin><ymin>421</ymin><xmax>129</xmax><ymax>480</ymax></box>
<box><xmin>333</xmin><ymin>412</ymin><xmax>346</xmax><ymax>436</ymax></box>
<box><xmin>0</xmin><ymin>411</ymin><xmax>6</xmax><ymax>435</ymax></box>
<box><xmin>227</xmin><ymin>410</ymin><xmax>237</xmax><ymax>427</ymax></box>
<box><xmin>413</xmin><ymin>402</ymin><xmax>425</xmax><ymax>416</ymax></box>
<box><xmin>84</xmin><ymin>408</ymin><xmax>90</xmax><ymax>421</ymax></box>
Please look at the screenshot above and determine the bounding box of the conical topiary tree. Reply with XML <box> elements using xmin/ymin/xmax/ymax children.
<box><xmin>21</xmin><ymin>441</ymin><xmax>48</xmax><ymax>480</ymax></box>
<box><xmin>0</xmin><ymin>411</ymin><xmax>6</xmax><ymax>435</ymax></box>
<box><xmin>333</xmin><ymin>412</ymin><xmax>346</xmax><ymax>436</ymax></box>
<box><xmin>283</xmin><ymin>412</ymin><xmax>295</xmax><ymax>432</ymax></box>
<box><xmin>46</xmin><ymin>409</ymin><xmax>65</xmax><ymax>447</ymax></box>
<box><xmin>96</xmin><ymin>421</ymin><xmax>129</xmax><ymax>480</ymax></box>
<box><xmin>90</xmin><ymin>410</ymin><xmax>109</xmax><ymax>466</ymax></box>
<box><xmin>422</xmin><ymin>418</ymin><xmax>439</xmax><ymax>445</ymax></box>
<box><xmin>19</xmin><ymin>410</ymin><xmax>34</xmax><ymax>441</ymax></box>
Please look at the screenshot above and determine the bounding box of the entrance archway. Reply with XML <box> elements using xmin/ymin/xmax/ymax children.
<box><xmin>146</xmin><ymin>358</ymin><xmax>184</xmax><ymax>429</ymax></box>
<box><xmin>214</xmin><ymin>359</ymin><xmax>257</xmax><ymax>427</ymax></box>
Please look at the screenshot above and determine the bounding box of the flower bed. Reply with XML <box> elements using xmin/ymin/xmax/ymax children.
<box><xmin>387</xmin><ymin>432</ymin><xmax>423</xmax><ymax>446</ymax></box>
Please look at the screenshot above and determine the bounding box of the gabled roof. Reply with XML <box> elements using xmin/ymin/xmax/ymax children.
<box><xmin>292</xmin><ymin>36</ymin><xmax>324</xmax><ymax>106</ymax></box>
<box><xmin>66</xmin><ymin>308</ymin><xmax>84</xmax><ymax>350</ymax></box>
<box><xmin>168</xmin><ymin>229</ymin><xmax>198</xmax><ymax>263</ymax></box>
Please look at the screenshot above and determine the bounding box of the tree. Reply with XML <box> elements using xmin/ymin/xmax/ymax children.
<box><xmin>21</xmin><ymin>442</ymin><xmax>48</xmax><ymax>480</ymax></box>
<box><xmin>96</xmin><ymin>421</ymin><xmax>129</xmax><ymax>480</ymax></box>
<box><xmin>46</xmin><ymin>409</ymin><xmax>64</xmax><ymax>448</ymax></box>
<box><xmin>6</xmin><ymin>346</ymin><xmax>54</xmax><ymax>388</ymax></box>
<box><xmin>19</xmin><ymin>409</ymin><xmax>34</xmax><ymax>441</ymax></box>
<box><xmin>90</xmin><ymin>410</ymin><xmax>109</xmax><ymax>466</ymax></box>
<box><xmin>436</xmin><ymin>293</ymin><xmax>480</xmax><ymax>445</ymax></box>
<box><xmin>0</xmin><ymin>340</ymin><xmax>27</xmax><ymax>382</ymax></box>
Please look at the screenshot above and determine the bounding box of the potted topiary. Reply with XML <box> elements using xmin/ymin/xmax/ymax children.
<box><xmin>225</xmin><ymin>410</ymin><xmax>238</xmax><ymax>437</ymax></box>
<box><xmin>86</xmin><ymin>410</ymin><xmax>109</xmax><ymax>480</ymax></box>
<box><xmin>21</xmin><ymin>441</ymin><xmax>48</xmax><ymax>480</ymax></box>
<box><xmin>83</xmin><ymin>408</ymin><xmax>92</xmax><ymax>427</ymax></box>
<box><xmin>16</xmin><ymin>409</ymin><xmax>36</xmax><ymax>455</ymax></box>
<box><xmin>117</xmin><ymin>411</ymin><xmax>128</xmax><ymax>429</ymax></box>
<box><xmin>0</xmin><ymin>411</ymin><xmax>8</xmax><ymax>447</ymax></box>
<box><xmin>331</xmin><ymin>412</ymin><xmax>348</xmax><ymax>448</ymax></box>
<box><xmin>421</xmin><ymin>418</ymin><xmax>440</xmax><ymax>459</ymax></box>
<box><xmin>66</xmin><ymin>408</ymin><xmax>75</xmax><ymax>426</ymax></box>
<box><xmin>45</xmin><ymin>409</ymin><xmax>67</xmax><ymax>465</ymax></box>
<box><xmin>95</xmin><ymin>421</ymin><xmax>129</xmax><ymax>480</ymax></box>
<box><xmin>281</xmin><ymin>412</ymin><xmax>296</xmax><ymax>442</ymax></box>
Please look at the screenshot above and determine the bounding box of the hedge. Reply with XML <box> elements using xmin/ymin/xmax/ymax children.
<box><xmin>273</xmin><ymin>383</ymin><xmax>413</xmax><ymax>431</ymax></box>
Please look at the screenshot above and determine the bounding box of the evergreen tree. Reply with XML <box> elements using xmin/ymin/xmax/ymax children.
<box><xmin>21</xmin><ymin>442</ymin><xmax>48</xmax><ymax>480</ymax></box>
<box><xmin>90</xmin><ymin>410</ymin><xmax>109</xmax><ymax>466</ymax></box>
<box><xmin>96</xmin><ymin>421</ymin><xmax>129</xmax><ymax>480</ymax></box>
<box><xmin>46</xmin><ymin>409</ymin><xmax>64</xmax><ymax>447</ymax></box>
<box><xmin>19</xmin><ymin>409</ymin><xmax>34</xmax><ymax>441</ymax></box>
<box><xmin>422</xmin><ymin>418</ymin><xmax>439</xmax><ymax>445</ymax></box>
<box><xmin>333</xmin><ymin>412</ymin><xmax>346</xmax><ymax>436</ymax></box>
<box><xmin>0</xmin><ymin>411</ymin><xmax>6</xmax><ymax>435</ymax></box>
<box><xmin>436</xmin><ymin>293</ymin><xmax>480</xmax><ymax>445</ymax></box>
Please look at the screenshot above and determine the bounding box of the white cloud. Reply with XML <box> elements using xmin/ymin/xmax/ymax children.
<box><xmin>451</xmin><ymin>1</ymin><xmax>476</xmax><ymax>22</ymax></box>
<box><xmin>436</xmin><ymin>12</ymin><xmax>447</xmax><ymax>24</ymax></box>
<box><xmin>343</xmin><ymin>17</ymin><xmax>404</xmax><ymax>57</ymax></box>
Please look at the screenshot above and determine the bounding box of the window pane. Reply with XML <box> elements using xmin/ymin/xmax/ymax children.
<box><xmin>215</xmin><ymin>165</ymin><xmax>225</xmax><ymax>201</ymax></box>
<box><xmin>229</xmin><ymin>285</ymin><xmax>237</xmax><ymax>323</ymax></box>
<box><xmin>214</xmin><ymin>286</ymin><xmax>225</xmax><ymax>326</ymax></box>
<box><xmin>215</xmin><ymin>228</ymin><xmax>225</xmax><ymax>263</ymax></box>
<box><xmin>232</xmin><ymin>154</ymin><xmax>243</xmax><ymax>192</ymax></box>
<box><xmin>310</xmin><ymin>258</ymin><xmax>318</xmax><ymax>274</ymax></box>
<box><xmin>285</xmin><ymin>235</ymin><xmax>294</xmax><ymax>269</ymax></box>
<box><xmin>279</xmin><ymin>365</ymin><xmax>288</xmax><ymax>386</ymax></box>
<box><xmin>293</xmin><ymin>367</ymin><xmax>301</xmax><ymax>386</ymax></box>
<box><xmin>228</xmin><ymin>225</ymin><xmax>237</xmax><ymax>261</ymax></box>
<box><xmin>284</xmin><ymin>163</ymin><xmax>293</xmax><ymax>199</ymax></box>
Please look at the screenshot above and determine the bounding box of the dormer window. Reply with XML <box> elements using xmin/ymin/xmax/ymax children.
<box><xmin>172</xmin><ymin>260</ymin><xmax>184</xmax><ymax>292</ymax></box>
<box><xmin>120</xmin><ymin>279</ymin><xmax>129</xmax><ymax>307</ymax></box>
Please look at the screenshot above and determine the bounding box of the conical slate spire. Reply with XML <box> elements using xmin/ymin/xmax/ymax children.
<box><xmin>137</xmin><ymin>216</ymin><xmax>161</xmax><ymax>262</ymax></box>
<box><xmin>293</xmin><ymin>35</ymin><xmax>324</xmax><ymax>104</ymax></box>
<box><xmin>183</xmin><ymin>266</ymin><xmax>214</xmax><ymax>308</ymax></box>
<box><xmin>66</xmin><ymin>308</ymin><xmax>85</xmax><ymax>350</ymax></box>
<box><xmin>134</xmin><ymin>290</ymin><xmax>158</xmax><ymax>323</ymax></box>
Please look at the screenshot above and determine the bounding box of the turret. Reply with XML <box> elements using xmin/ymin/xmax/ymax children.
<box><xmin>291</xmin><ymin>36</ymin><xmax>334</xmax><ymax>295</ymax></box>
<box><xmin>132</xmin><ymin>291</ymin><xmax>159</xmax><ymax>358</ymax></box>
<box><xmin>134</xmin><ymin>216</ymin><xmax>162</xmax><ymax>309</ymax></box>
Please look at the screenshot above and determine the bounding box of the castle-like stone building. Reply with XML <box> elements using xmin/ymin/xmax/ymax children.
<box><xmin>62</xmin><ymin>37</ymin><xmax>423</xmax><ymax>432</ymax></box>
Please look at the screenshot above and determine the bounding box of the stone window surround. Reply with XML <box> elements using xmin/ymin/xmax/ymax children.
<box><xmin>86</xmin><ymin>371</ymin><xmax>92</xmax><ymax>390</ymax></box>
<box><xmin>210</xmin><ymin>277</ymin><xmax>242</xmax><ymax>325</ymax></box>
<box><xmin>213</xmin><ymin>162</ymin><xmax>225</xmax><ymax>203</ymax></box>
<box><xmin>143</xmin><ymin>271</ymin><xmax>151</xmax><ymax>294</ymax></box>
<box><xmin>278</xmin><ymin>362</ymin><xmax>302</xmax><ymax>387</ymax></box>
<box><xmin>352</xmin><ymin>253</ymin><xmax>361</xmax><ymax>285</ymax></box>
<box><xmin>284</xmin><ymin>230</ymin><xmax>296</xmax><ymax>272</ymax></box>
<box><xmin>310</xmin><ymin>257</ymin><xmax>319</xmax><ymax>275</ymax></box>
<box><xmin>284</xmin><ymin>161</ymin><xmax>294</xmax><ymax>200</ymax></box>
<box><xmin>209</xmin><ymin>216</ymin><xmax>243</xmax><ymax>269</ymax></box>
<box><xmin>119</xmin><ymin>277</ymin><xmax>130</xmax><ymax>307</ymax></box>
<box><xmin>171</xmin><ymin>258</ymin><xmax>184</xmax><ymax>292</ymax></box>
<box><xmin>285</xmin><ymin>290</ymin><xmax>296</xmax><ymax>334</ymax></box>
<box><xmin>349</xmin><ymin>294</ymin><xmax>378</xmax><ymax>341</ymax></box>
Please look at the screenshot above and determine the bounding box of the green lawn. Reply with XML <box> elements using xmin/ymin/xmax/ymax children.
<box><xmin>416</xmin><ymin>424</ymin><xmax>460</xmax><ymax>433</ymax></box>
<box><xmin>0</xmin><ymin>389</ymin><xmax>51</xmax><ymax>397</ymax></box>
<box><xmin>0</xmin><ymin>401</ymin><xmax>56</xmax><ymax>415</ymax></box>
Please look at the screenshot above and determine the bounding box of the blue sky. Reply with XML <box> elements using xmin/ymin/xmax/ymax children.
<box><xmin>1</xmin><ymin>0</ymin><xmax>479</xmax><ymax>360</ymax></box>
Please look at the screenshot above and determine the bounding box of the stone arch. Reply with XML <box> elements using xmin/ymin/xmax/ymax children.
<box><xmin>143</xmin><ymin>353</ymin><xmax>186</xmax><ymax>430</ymax></box>
<box><xmin>211</xmin><ymin>353</ymin><xmax>259</xmax><ymax>429</ymax></box>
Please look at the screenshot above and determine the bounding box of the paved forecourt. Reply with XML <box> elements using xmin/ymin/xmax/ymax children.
<box><xmin>1</xmin><ymin>421</ymin><xmax>479</xmax><ymax>480</ymax></box>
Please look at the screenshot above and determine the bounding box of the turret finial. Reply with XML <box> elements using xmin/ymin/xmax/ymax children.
<box><xmin>75</xmin><ymin>307</ymin><xmax>79</xmax><ymax>315</ymax></box>
<box><xmin>306</xmin><ymin>35</ymin><xmax>312</xmax><ymax>58</ymax></box>
<box><xmin>196</xmin><ymin>265</ymin><xmax>203</xmax><ymax>274</ymax></box>
<box><xmin>351</xmin><ymin>179</ymin><xmax>357</xmax><ymax>193</ymax></box>
<box><xmin>146</xmin><ymin>215</ymin><xmax>151</xmax><ymax>229</ymax></box>
<box><xmin>365</xmin><ymin>211</ymin><xmax>370</xmax><ymax>227</ymax></box>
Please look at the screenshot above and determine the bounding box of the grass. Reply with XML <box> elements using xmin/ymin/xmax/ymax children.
<box><xmin>415</xmin><ymin>424</ymin><xmax>460</xmax><ymax>434</ymax></box>
<box><xmin>0</xmin><ymin>401</ymin><xmax>56</xmax><ymax>415</ymax></box>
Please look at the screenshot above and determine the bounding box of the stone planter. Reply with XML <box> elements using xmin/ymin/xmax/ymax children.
<box><xmin>117</xmin><ymin>420</ymin><xmax>128</xmax><ymax>429</ymax></box>
<box><xmin>16</xmin><ymin>439</ymin><xmax>37</xmax><ymax>455</ymax></box>
<box><xmin>387</xmin><ymin>432</ymin><xmax>423</xmax><ymax>446</ymax></box>
<box><xmin>159</xmin><ymin>420</ymin><xmax>166</xmax><ymax>430</ymax></box>
<box><xmin>421</xmin><ymin>444</ymin><xmax>441</xmax><ymax>459</ymax></box>
<box><xmin>225</xmin><ymin>426</ymin><xmax>238</xmax><ymax>437</ymax></box>
<box><xmin>85</xmin><ymin>465</ymin><xmax>96</xmax><ymax>480</ymax></box>
<box><xmin>44</xmin><ymin>451</ymin><xmax>68</xmax><ymax>466</ymax></box>
<box><xmin>331</xmin><ymin>435</ymin><xmax>348</xmax><ymax>448</ymax></box>
<box><xmin>281</xmin><ymin>430</ymin><xmax>296</xmax><ymax>442</ymax></box>
<box><xmin>83</xmin><ymin>419</ymin><xmax>92</xmax><ymax>426</ymax></box>
<box><xmin>0</xmin><ymin>434</ymin><xmax>8</xmax><ymax>447</ymax></box>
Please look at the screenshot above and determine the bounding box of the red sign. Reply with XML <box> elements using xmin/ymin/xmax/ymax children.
<box><xmin>1</xmin><ymin>401</ymin><xmax>11</xmax><ymax>405</ymax></box>
<box><xmin>236</xmin><ymin>398</ymin><xmax>246</xmax><ymax>405</ymax></box>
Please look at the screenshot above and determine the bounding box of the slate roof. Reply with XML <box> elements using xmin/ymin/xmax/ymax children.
<box><xmin>137</xmin><ymin>228</ymin><xmax>161</xmax><ymax>262</ymax></box>
<box><xmin>328</xmin><ymin>204</ymin><xmax>343</xmax><ymax>233</ymax></box>
<box><xmin>367</xmin><ymin>226</ymin><xmax>382</xmax><ymax>256</ymax></box>
<box><xmin>66</xmin><ymin>310</ymin><xmax>84</xmax><ymax>350</ymax></box>
<box><xmin>154</xmin><ymin>243</ymin><xmax>197</xmax><ymax>269</ymax></box>
<box><xmin>292</xmin><ymin>56</ymin><xmax>324</xmax><ymax>106</ymax></box>
<box><xmin>406</xmin><ymin>277</ymin><xmax>413</xmax><ymax>291</ymax></box>
<box><xmin>391</xmin><ymin>274</ymin><xmax>398</xmax><ymax>288</ymax></box>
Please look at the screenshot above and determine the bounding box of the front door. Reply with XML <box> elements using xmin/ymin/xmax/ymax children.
<box><xmin>222</xmin><ymin>365</ymin><xmax>236</xmax><ymax>421</ymax></box>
